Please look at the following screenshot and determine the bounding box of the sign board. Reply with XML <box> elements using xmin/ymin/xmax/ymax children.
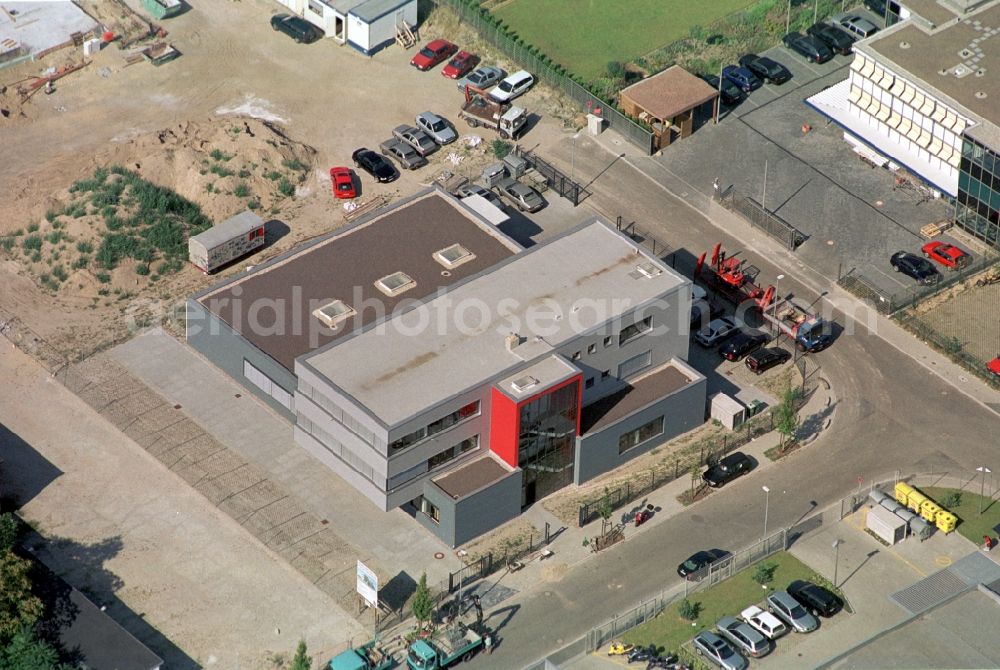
<box><xmin>356</xmin><ymin>560</ymin><xmax>378</xmax><ymax>607</ymax></box>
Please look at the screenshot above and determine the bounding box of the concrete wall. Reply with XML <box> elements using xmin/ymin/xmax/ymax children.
<box><xmin>185</xmin><ymin>299</ymin><xmax>297</xmax><ymax>421</ymax></box>
<box><xmin>574</xmin><ymin>371</ymin><xmax>707</xmax><ymax>485</ymax></box>
<box><xmin>416</xmin><ymin>469</ymin><xmax>523</xmax><ymax>547</ymax></box>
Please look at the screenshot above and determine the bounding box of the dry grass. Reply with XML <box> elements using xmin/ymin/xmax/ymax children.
<box><xmin>457</xmin><ymin>518</ymin><xmax>538</xmax><ymax>565</ymax></box>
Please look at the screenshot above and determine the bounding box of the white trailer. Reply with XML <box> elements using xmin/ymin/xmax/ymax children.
<box><xmin>346</xmin><ymin>0</ymin><xmax>417</xmax><ymax>55</ymax></box>
<box><xmin>188</xmin><ymin>211</ymin><xmax>265</xmax><ymax>273</ymax></box>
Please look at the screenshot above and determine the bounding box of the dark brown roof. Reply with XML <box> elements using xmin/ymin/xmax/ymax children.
<box><xmin>581</xmin><ymin>364</ymin><xmax>693</xmax><ymax>435</ymax></box>
<box><xmin>198</xmin><ymin>191</ymin><xmax>518</xmax><ymax>371</ymax></box>
<box><xmin>434</xmin><ymin>455</ymin><xmax>511</xmax><ymax>499</ymax></box>
<box><xmin>620</xmin><ymin>65</ymin><xmax>719</xmax><ymax>120</ymax></box>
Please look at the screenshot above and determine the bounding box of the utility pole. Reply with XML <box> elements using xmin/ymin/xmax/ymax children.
<box><xmin>762</xmin><ymin>485</ymin><xmax>771</xmax><ymax>538</ymax></box>
<box><xmin>762</xmin><ymin>159</ymin><xmax>768</xmax><ymax>211</ymax></box>
<box><xmin>786</xmin><ymin>0</ymin><xmax>792</xmax><ymax>34</ymax></box>
<box><xmin>814</xmin><ymin>0</ymin><xmax>819</xmax><ymax>24</ymax></box>
<box><xmin>978</xmin><ymin>466</ymin><xmax>992</xmax><ymax>515</ymax></box>
<box><xmin>832</xmin><ymin>539</ymin><xmax>843</xmax><ymax>587</ymax></box>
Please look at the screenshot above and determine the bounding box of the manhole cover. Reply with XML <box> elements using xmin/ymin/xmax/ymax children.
<box><xmin>434</xmin><ymin>552</ymin><xmax>444</xmax><ymax>559</ymax></box>
<box><xmin>173</xmin><ymin>404</ymin><xmax>182</xmax><ymax>409</ymax></box>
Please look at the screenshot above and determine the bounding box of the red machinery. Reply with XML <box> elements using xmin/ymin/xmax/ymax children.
<box><xmin>695</xmin><ymin>243</ymin><xmax>775</xmax><ymax>309</ymax></box>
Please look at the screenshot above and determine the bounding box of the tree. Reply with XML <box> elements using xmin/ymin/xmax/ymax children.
<box><xmin>289</xmin><ymin>640</ymin><xmax>311</xmax><ymax>670</ymax></box>
<box><xmin>751</xmin><ymin>562</ymin><xmax>777</xmax><ymax>585</ymax></box>
<box><xmin>0</xmin><ymin>627</ymin><xmax>66</xmax><ymax>670</ymax></box>
<box><xmin>678</xmin><ymin>598</ymin><xmax>701</xmax><ymax>621</ymax></box>
<box><xmin>0</xmin><ymin>550</ymin><xmax>44</xmax><ymax>639</ymax></box>
<box><xmin>598</xmin><ymin>487</ymin><xmax>614</xmax><ymax>535</ymax></box>
<box><xmin>0</xmin><ymin>514</ymin><xmax>18</xmax><ymax>553</ymax></box>
<box><xmin>774</xmin><ymin>385</ymin><xmax>801</xmax><ymax>447</ymax></box>
<box><xmin>411</xmin><ymin>572</ymin><xmax>434</xmax><ymax>627</ymax></box>
<box><xmin>689</xmin><ymin>463</ymin><xmax>702</xmax><ymax>498</ymax></box>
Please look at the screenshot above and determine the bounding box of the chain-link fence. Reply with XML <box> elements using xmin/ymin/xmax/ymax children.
<box><xmin>723</xmin><ymin>192</ymin><xmax>807</xmax><ymax>251</ymax></box>
<box><xmin>512</xmin><ymin>146</ymin><xmax>583</xmax><ymax>205</ymax></box>
<box><xmin>432</xmin><ymin>0</ymin><xmax>655</xmax><ymax>154</ymax></box>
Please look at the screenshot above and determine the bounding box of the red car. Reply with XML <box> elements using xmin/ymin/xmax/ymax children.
<box><xmin>441</xmin><ymin>50</ymin><xmax>480</xmax><ymax>79</ymax></box>
<box><xmin>989</xmin><ymin>356</ymin><xmax>1000</xmax><ymax>378</ymax></box>
<box><xmin>921</xmin><ymin>241</ymin><xmax>970</xmax><ymax>270</ymax></box>
<box><xmin>329</xmin><ymin>167</ymin><xmax>356</xmax><ymax>199</ymax></box>
<box><xmin>410</xmin><ymin>39</ymin><xmax>458</xmax><ymax>71</ymax></box>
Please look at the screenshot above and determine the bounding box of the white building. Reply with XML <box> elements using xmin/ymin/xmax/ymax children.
<box><xmin>272</xmin><ymin>0</ymin><xmax>416</xmax><ymax>54</ymax></box>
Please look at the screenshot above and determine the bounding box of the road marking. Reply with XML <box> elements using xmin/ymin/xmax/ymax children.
<box><xmin>779</xmin><ymin>48</ymin><xmax>824</xmax><ymax>77</ymax></box>
<box><xmin>935</xmin><ymin>555</ymin><xmax>953</xmax><ymax>567</ymax></box>
<box><xmin>868</xmin><ymin>264</ymin><xmax>910</xmax><ymax>289</ymax></box>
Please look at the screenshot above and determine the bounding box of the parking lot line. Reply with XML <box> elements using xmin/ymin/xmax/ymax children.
<box><xmin>868</xmin><ymin>264</ymin><xmax>911</xmax><ymax>290</ymax></box>
<box><xmin>780</xmin><ymin>48</ymin><xmax>825</xmax><ymax>77</ymax></box>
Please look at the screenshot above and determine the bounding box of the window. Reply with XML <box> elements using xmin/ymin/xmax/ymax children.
<box><xmin>243</xmin><ymin>359</ymin><xmax>294</xmax><ymax>411</ymax></box>
<box><xmin>618</xmin><ymin>350</ymin><xmax>651</xmax><ymax>379</ymax></box>
<box><xmin>585</xmin><ymin>377</ymin><xmax>595</xmax><ymax>389</ymax></box>
<box><xmin>571</xmin><ymin>351</ymin><xmax>581</xmax><ymax>361</ymax></box>
<box><xmin>420</xmin><ymin>497</ymin><xmax>440</xmax><ymax>524</ymax></box>
<box><xmin>618</xmin><ymin>416</ymin><xmax>664</xmax><ymax>454</ymax></box>
<box><xmin>428</xmin><ymin>435</ymin><xmax>479</xmax><ymax>470</ymax></box>
<box><xmin>601</xmin><ymin>370</ymin><xmax>610</xmax><ymax>380</ymax></box>
<box><xmin>603</xmin><ymin>336</ymin><xmax>612</xmax><ymax>347</ymax></box>
<box><xmin>618</xmin><ymin>316</ymin><xmax>653</xmax><ymax>345</ymax></box>
<box><xmin>312</xmin><ymin>300</ymin><xmax>355</xmax><ymax>329</ymax></box>
<box><xmin>433</xmin><ymin>243</ymin><xmax>476</xmax><ymax>269</ymax></box>
<box><xmin>248</xmin><ymin>227</ymin><xmax>264</xmax><ymax>241</ymax></box>
<box><xmin>389</xmin><ymin>401</ymin><xmax>480</xmax><ymax>452</ymax></box>
<box><xmin>308</xmin><ymin>0</ymin><xmax>325</xmax><ymax>14</ymax></box>
<box><xmin>375</xmin><ymin>271</ymin><xmax>415</xmax><ymax>296</ymax></box>
<box><xmin>587</xmin><ymin>343</ymin><xmax>596</xmax><ymax>354</ymax></box>
<box><xmin>429</xmin><ymin>447</ymin><xmax>456</xmax><ymax>469</ymax></box>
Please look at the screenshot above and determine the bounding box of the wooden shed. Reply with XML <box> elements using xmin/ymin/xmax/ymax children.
<box><xmin>619</xmin><ymin>66</ymin><xmax>719</xmax><ymax>151</ymax></box>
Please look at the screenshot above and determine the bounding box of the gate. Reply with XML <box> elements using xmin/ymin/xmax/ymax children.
<box><xmin>514</xmin><ymin>147</ymin><xmax>583</xmax><ymax>205</ymax></box>
<box><xmin>724</xmin><ymin>193</ymin><xmax>807</xmax><ymax>251</ymax></box>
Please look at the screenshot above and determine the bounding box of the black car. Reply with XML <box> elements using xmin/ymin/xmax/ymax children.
<box><xmin>719</xmin><ymin>332</ymin><xmax>769</xmax><ymax>361</ymax></box>
<box><xmin>702</xmin><ymin>74</ymin><xmax>743</xmax><ymax>107</ymax></box>
<box><xmin>745</xmin><ymin>348</ymin><xmax>791</xmax><ymax>375</ymax></box>
<box><xmin>351</xmin><ymin>148</ymin><xmax>397</xmax><ymax>183</ymax></box>
<box><xmin>788</xmin><ymin>580</ymin><xmax>842</xmax><ymax>617</ymax></box>
<box><xmin>807</xmin><ymin>23</ymin><xmax>855</xmax><ymax>55</ymax></box>
<box><xmin>678</xmin><ymin>549</ymin><xmax>730</xmax><ymax>580</ymax></box>
<box><xmin>703</xmin><ymin>452</ymin><xmax>753</xmax><ymax>488</ymax></box>
<box><xmin>782</xmin><ymin>32</ymin><xmax>834</xmax><ymax>63</ymax></box>
<box><xmin>270</xmin><ymin>13</ymin><xmax>324</xmax><ymax>43</ymax></box>
<box><xmin>738</xmin><ymin>54</ymin><xmax>791</xmax><ymax>85</ymax></box>
<box><xmin>890</xmin><ymin>251</ymin><xmax>939</xmax><ymax>284</ymax></box>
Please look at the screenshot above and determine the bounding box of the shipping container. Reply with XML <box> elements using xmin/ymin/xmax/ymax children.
<box><xmin>188</xmin><ymin>211</ymin><xmax>265</xmax><ymax>273</ymax></box>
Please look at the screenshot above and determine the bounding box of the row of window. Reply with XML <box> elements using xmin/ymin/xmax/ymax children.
<box><xmin>961</xmin><ymin>159</ymin><xmax>1000</xmax><ymax>200</ymax></box>
<box><xmin>298</xmin><ymin>379</ymin><xmax>383</xmax><ymax>449</ymax></box>
<box><xmin>243</xmin><ymin>360</ymin><xmax>294</xmax><ymax>411</ymax></box>
<box><xmin>964</xmin><ymin>138</ymin><xmax>1000</xmax><ymax>174</ymax></box>
<box><xmin>389</xmin><ymin>401</ymin><xmax>480</xmax><ymax>453</ymax></box>
<box><xmin>567</xmin><ymin>316</ymin><xmax>654</xmax><ymax>363</ymax></box>
<box><xmin>297</xmin><ymin>412</ymin><xmax>379</xmax><ymax>485</ymax></box>
<box><xmin>618</xmin><ymin>416</ymin><xmax>665</xmax><ymax>455</ymax></box>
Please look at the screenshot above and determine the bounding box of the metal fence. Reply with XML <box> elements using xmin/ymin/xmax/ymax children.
<box><xmin>446</xmin><ymin>523</ymin><xmax>554</xmax><ymax>593</ymax></box>
<box><xmin>615</xmin><ymin>216</ymin><xmax>677</xmax><ymax>265</ymax></box>
<box><xmin>513</xmin><ymin>146</ymin><xmax>583</xmax><ymax>206</ymax></box>
<box><xmin>724</xmin><ymin>193</ymin><xmax>807</xmax><ymax>251</ymax></box>
<box><xmin>433</xmin><ymin>0</ymin><xmax>655</xmax><ymax>154</ymax></box>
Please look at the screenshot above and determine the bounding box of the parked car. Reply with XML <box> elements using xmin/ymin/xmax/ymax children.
<box><xmin>890</xmin><ymin>250</ymin><xmax>940</xmax><ymax>284</ymax></box>
<box><xmin>717</xmin><ymin>616</ymin><xmax>772</xmax><ymax>658</ymax></box>
<box><xmin>840</xmin><ymin>15</ymin><xmax>880</xmax><ymax>38</ymax></box>
<box><xmin>677</xmin><ymin>549</ymin><xmax>729</xmax><ymax>579</ymax></box>
<box><xmin>456</xmin><ymin>65</ymin><xmax>505</xmax><ymax>94</ymax></box>
<box><xmin>456</xmin><ymin>183</ymin><xmax>506</xmax><ymax>210</ymax></box>
<box><xmin>807</xmin><ymin>22</ymin><xmax>855</xmax><ymax>55</ymax></box>
<box><xmin>788</xmin><ymin>580</ymin><xmax>842</xmax><ymax>617</ymax></box>
<box><xmin>989</xmin><ymin>356</ymin><xmax>1000</xmax><ymax>379</ymax></box>
<box><xmin>490</xmin><ymin>70</ymin><xmax>534</xmax><ymax>102</ymax></box>
<box><xmin>414</xmin><ymin>112</ymin><xmax>457</xmax><ymax>146</ymax></box>
<box><xmin>328</xmin><ymin>167</ymin><xmax>356</xmax><ymax>199</ymax></box>
<box><xmin>392</xmin><ymin>124</ymin><xmax>438</xmax><ymax>157</ymax></box>
<box><xmin>692</xmin><ymin>631</ymin><xmax>748</xmax><ymax>670</ymax></box>
<box><xmin>766</xmin><ymin>590</ymin><xmax>819</xmax><ymax>633</ymax></box>
<box><xmin>441</xmin><ymin>50</ymin><xmax>480</xmax><ymax>79</ymax></box>
<box><xmin>497</xmin><ymin>178</ymin><xmax>545</xmax><ymax>212</ymax></box>
<box><xmin>351</xmin><ymin>148</ymin><xmax>397</xmax><ymax>183</ymax></box>
<box><xmin>703</xmin><ymin>452</ymin><xmax>753</xmax><ymax>488</ymax></box>
<box><xmin>694</xmin><ymin>316</ymin><xmax>740</xmax><ymax>347</ymax></box>
<box><xmin>719</xmin><ymin>331</ymin><xmax>769</xmax><ymax>361</ymax></box>
<box><xmin>738</xmin><ymin>54</ymin><xmax>791</xmax><ymax>84</ymax></box>
<box><xmin>702</xmin><ymin>74</ymin><xmax>743</xmax><ymax>107</ymax></box>
<box><xmin>741</xmin><ymin>605</ymin><xmax>789</xmax><ymax>640</ymax></box>
<box><xmin>745</xmin><ymin>348</ymin><xmax>791</xmax><ymax>375</ymax></box>
<box><xmin>783</xmin><ymin>32</ymin><xmax>834</xmax><ymax>63</ymax></box>
<box><xmin>722</xmin><ymin>65</ymin><xmax>761</xmax><ymax>93</ymax></box>
<box><xmin>378</xmin><ymin>138</ymin><xmax>427</xmax><ymax>170</ymax></box>
<box><xmin>270</xmin><ymin>13</ymin><xmax>324</xmax><ymax>43</ymax></box>
<box><xmin>410</xmin><ymin>39</ymin><xmax>458</xmax><ymax>71</ymax></box>
<box><xmin>921</xmin><ymin>241</ymin><xmax>970</xmax><ymax>270</ymax></box>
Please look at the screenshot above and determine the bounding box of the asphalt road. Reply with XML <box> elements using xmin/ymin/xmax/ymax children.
<box><xmin>466</xmin><ymin>132</ymin><xmax>1000</xmax><ymax>669</ymax></box>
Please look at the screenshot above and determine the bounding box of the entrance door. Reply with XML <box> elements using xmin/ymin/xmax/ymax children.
<box><xmin>522</xmin><ymin>479</ymin><xmax>537</xmax><ymax>508</ymax></box>
<box><xmin>334</xmin><ymin>14</ymin><xmax>345</xmax><ymax>42</ymax></box>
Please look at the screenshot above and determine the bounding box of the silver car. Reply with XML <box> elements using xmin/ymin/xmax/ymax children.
<box><xmin>456</xmin><ymin>65</ymin><xmax>505</xmax><ymax>94</ymax></box>
<box><xmin>840</xmin><ymin>15</ymin><xmax>879</xmax><ymax>38</ymax></box>
<box><xmin>378</xmin><ymin>138</ymin><xmax>427</xmax><ymax>170</ymax></box>
<box><xmin>692</xmin><ymin>631</ymin><xmax>748</xmax><ymax>670</ymax></box>
<box><xmin>415</xmin><ymin>112</ymin><xmax>457</xmax><ymax>145</ymax></box>
<box><xmin>767</xmin><ymin>590</ymin><xmax>819</xmax><ymax>633</ymax></box>
<box><xmin>392</xmin><ymin>124</ymin><xmax>439</xmax><ymax>157</ymax></box>
<box><xmin>498</xmin><ymin>178</ymin><xmax>545</xmax><ymax>212</ymax></box>
<box><xmin>717</xmin><ymin>616</ymin><xmax>772</xmax><ymax>658</ymax></box>
<box><xmin>456</xmin><ymin>183</ymin><xmax>505</xmax><ymax>210</ymax></box>
<box><xmin>694</xmin><ymin>316</ymin><xmax>739</xmax><ymax>347</ymax></box>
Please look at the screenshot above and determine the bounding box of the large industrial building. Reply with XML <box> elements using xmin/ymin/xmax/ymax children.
<box><xmin>187</xmin><ymin>190</ymin><xmax>707</xmax><ymax>545</ymax></box>
<box><xmin>807</xmin><ymin>0</ymin><xmax>1000</xmax><ymax>246</ymax></box>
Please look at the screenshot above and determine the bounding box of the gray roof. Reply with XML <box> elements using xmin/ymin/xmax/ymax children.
<box><xmin>303</xmin><ymin>219</ymin><xmax>689</xmax><ymax>426</ymax></box>
<box><xmin>350</xmin><ymin>0</ymin><xmax>413</xmax><ymax>23</ymax></box>
<box><xmin>190</xmin><ymin>210</ymin><xmax>264</xmax><ymax>250</ymax></box>
<box><xmin>327</xmin><ymin>0</ymin><xmax>365</xmax><ymax>14</ymax></box>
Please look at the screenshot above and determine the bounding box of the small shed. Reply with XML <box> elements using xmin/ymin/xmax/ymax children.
<box><xmin>619</xmin><ymin>66</ymin><xmax>719</xmax><ymax>151</ymax></box>
<box><xmin>188</xmin><ymin>211</ymin><xmax>265</xmax><ymax>273</ymax></box>
<box><xmin>867</xmin><ymin>505</ymin><xmax>908</xmax><ymax>545</ymax></box>
<box><xmin>346</xmin><ymin>0</ymin><xmax>417</xmax><ymax>55</ymax></box>
<box><xmin>709</xmin><ymin>392</ymin><xmax>746</xmax><ymax>430</ymax></box>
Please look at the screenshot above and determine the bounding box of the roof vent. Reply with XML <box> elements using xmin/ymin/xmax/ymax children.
<box><xmin>505</xmin><ymin>332</ymin><xmax>522</xmax><ymax>351</ymax></box>
<box><xmin>975</xmin><ymin>91</ymin><xmax>988</xmax><ymax>99</ymax></box>
<box><xmin>952</xmin><ymin>64</ymin><xmax>973</xmax><ymax>78</ymax></box>
<box><xmin>636</xmin><ymin>261</ymin><xmax>663</xmax><ymax>279</ymax></box>
<box><xmin>375</xmin><ymin>271</ymin><xmax>416</xmax><ymax>296</ymax></box>
<box><xmin>959</xmin><ymin>48</ymin><xmax>975</xmax><ymax>59</ymax></box>
<box><xmin>511</xmin><ymin>375</ymin><xmax>538</xmax><ymax>393</ymax></box>
<box><xmin>975</xmin><ymin>68</ymin><xmax>986</xmax><ymax>77</ymax></box>
<box><xmin>311</xmin><ymin>300</ymin><xmax>355</xmax><ymax>329</ymax></box>
<box><xmin>938</xmin><ymin>68</ymin><xmax>950</xmax><ymax>75</ymax></box>
<box><xmin>433</xmin><ymin>243</ymin><xmax>476</xmax><ymax>269</ymax></box>
<box><xmin>899</xmin><ymin>41</ymin><xmax>911</xmax><ymax>49</ymax></box>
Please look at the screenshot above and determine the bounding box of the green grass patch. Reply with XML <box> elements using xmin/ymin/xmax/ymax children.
<box><xmin>27</xmin><ymin>223</ymin><xmax>39</xmax><ymax>233</ymax></box>
<box><xmin>209</xmin><ymin>164</ymin><xmax>235</xmax><ymax>178</ymax></box>
<box><xmin>1</xmin><ymin>237</ymin><xmax>13</xmax><ymax>252</ymax></box>
<box><xmin>233</xmin><ymin>182</ymin><xmax>251</xmax><ymax>198</ymax></box>
<box><xmin>46</xmin><ymin>231</ymin><xmax>65</xmax><ymax>245</ymax></box>
<box><xmin>492</xmin><ymin>0</ymin><xmax>754</xmax><ymax>80</ymax></box>
<box><xmin>277</xmin><ymin>179</ymin><xmax>295</xmax><ymax>198</ymax></box>
<box><xmin>22</xmin><ymin>235</ymin><xmax>42</xmax><ymax>252</ymax></box>
<box><xmin>210</xmin><ymin>148</ymin><xmax>233</xmax><ymax>162</ymax></box>
<box><xmin>76</xmin><ymin>241</ymin><xmax>94</xmax><ymax>254</ymax></box>
<box><xmin>282</xmin><ymin>158</ymin><xmax>308</xmax><ymax>172</ymax></box>
<box><xmin>622</xmin><ymin>552</ymin><xmax>842</xmax><ymax>652</ymax></box>
<box><xmin>921</xmin><ymin>487</ymin><xmax>1000</xmax><ymax>546</ymax></box>
<box><xmin>265</xmin><ymin>170</ymin><xmax>282</xmax><ymax>181</ymax></box>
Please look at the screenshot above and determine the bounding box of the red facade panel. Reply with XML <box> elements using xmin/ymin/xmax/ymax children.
<box><xmin>489</xmin><ymin>387</ymin><xmax>519</xmax><ymax>467</ymax></box>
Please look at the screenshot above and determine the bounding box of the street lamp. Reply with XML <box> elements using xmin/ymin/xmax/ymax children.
<box><xmin>832</xmin><ymin>539</ymin><xmax>843</xmax><ymax>587</ymax></box>
<box><xmin>762</xmin><ymin>486</ymin><xmax>771</xmax><ymax>538</ymax></box>
<box><xmin>571</xmin><ymin>132</ymin><xmax>580</xmax><ymax>184</ymax></box>
<box><xmin>977</xmin><ymin>466</ymin><xmax>992</xmax><ymax>515</ymax></box>
<box><xmin>772</xmin><ymin>274</ymin><xmax>785</xmax><ymax>318</ymax></box>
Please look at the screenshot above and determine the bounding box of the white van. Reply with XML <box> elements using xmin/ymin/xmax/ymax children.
<box><xmin>489</xmin><ymin>70</ymin><xmax>534</xmax><ymax>102</ymax></box>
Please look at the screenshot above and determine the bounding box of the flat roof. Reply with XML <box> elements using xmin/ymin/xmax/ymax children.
<box><xmin>190</xmin><ymin>210</ymin><xmax>263</xmax><ymax>249</ymax></box>
<box><xmin>0</xmin><ymin>2</ymin><xmax>99</xmax><ymax>56</ymax></box>
<box><xmin>494</xmin><ymin>355</ymin><xmax>580</xmax><ymax>402</ymax></box>
<box><xmin>304</xmin><ymin>220</ymin><xmax>689</xmax><ymax>426</ymax></box>
<box><xmin>580</xmin><ymin>360</ymin><xmax>696</xmax><ymax>435</ymax></box>
<box><xmin>620</xmin><ymin>65</ymin><xmax>719</xmax><ymax>121</ymax></box>
<box><xmin>351</xmin><ymin>0</ymin><xmax>413</xmax><ymax>22</ymax></box>
<box><xmin>198</xmin><ymin>190</ymin><xmax>520</xmax><ymax>371</ymax></box>
<box><xmin>900</xmin><ymin>0</ymin><xmax>962</xmax><ymax>27</ymax></box>
<box><xmin>433</xmin><ymin>454</ymin><xmax>512</xmax><ymax>499</ymax></box>
<box><xmin>864</xmin><ymin>1</ymin><xmax>1000</xmax><ymax>137</ymax></box>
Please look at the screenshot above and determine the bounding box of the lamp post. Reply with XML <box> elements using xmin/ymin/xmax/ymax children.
<box><xmin>832</xmin><ymin>539</ymin><xmax>843</xmax><ymax>587</ymax></box>
<box><xmin>978</xmin><ymin>466</ymin><xmax>992</xmax><ymax>515</ymax></box>
<box><xmin>762</xmin><ymin>485</ymin><xmax>771</xmax><ymax>538</ymax></box>
<box><xmin>786</xmin><ymin>0</ymin><xmax>792</xmax><ymax>34</ymax></box>
<box><xmin>571</xmin><ymin>132</ymin><xmax>580</xmax><ymax>183</ymax></box>
<box><xmin>814</xmin><ymin>0</ymin><xmax>819</xmax><ymax>24</ymax></box>
<box><xmin>772</xmin><ymin>274</ymin><xmax>785</xmax><ymax>319</ymax></box>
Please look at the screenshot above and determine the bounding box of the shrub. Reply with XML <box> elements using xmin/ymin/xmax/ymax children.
<box><xmin>0</xmin><ymin>237</ymin><xmax>13</xmax><ymax>252</ymax></box>
<box><xmin>205</xmin><ymin>183</ymin><xmax>215</xmax><ymax>193</ymax></box>
<box><xmin>27</xmin><ymin>223</ymin><xmax>39</xmax><ymax>233</ymax></box>
<box><xmin>265</xmin><ymin>170</ymin><xmax>282</xmax><ymax>181</ymax></box>
<box><xmin>76</xmin><ymin>241</ymin><xmax>94</xmax><ymax>254</ymax></box>
<box><xmin>210</xmin><ymin>148</ymin><xmax>233</xmax><ymax>161</ymax></box>
<box><xmin>606</xmin><ymin>61</ymin><xmax>627</xmax><ymax>80</ymax></box>
<box><xmin>940</xmin><ymin>491</ymin><xmax>962</xmax><ymax>508</ymax></box>
<box><xmin>491</xmin><ymin>139</ymin><xmax>512</xmax><ymax>159</ymax></box>
<box><xmin>30</xmin><ymin>252</ymin><xmax>41</xmax><ymax>263</ymax></box>
<box><xmin>51</xmin><ymin>265</ymin><xmax>68</xmax><ymax>282</ymax></box>
<box><xmin>135</xmin><ymin>263</ymin><xmax>150</xmax><ymax>276</ymax></box>
<box><xmin>72</xmin><ymin>256</ymin><xmax>89</xmax><ymax>270</ymax></box>
<box><xmin>752</xmin><ymin>562</ymin><xmax>778</xmax><ymax>585</ymax></box>
<box><xmin>282</xmin><ymin>158</ymin><xmax>308</xmax><ymax>172</ymax></box>
<box><xmin>210</xmin><ymin>164</ymin><xmax>235</xmax><ymax>178</ymax></box>
<box><xmin>44</xmin><ymin>211</ymin><xmax>57</xmax><ymax>223</ymax></box>
<box><xmin>46</xmin><ymin>231</ymin><xmax>65</xmax><ymax>245</ymax></box>
<box><xmin>238</xmin><ymin>169</ymin><xmax>251</xmax><ymax>178</ymax></box>
<box><xmin>234</xmin><ymin>182</ymin><xmax>251</xmax><ymax>198</ymax></box>
<box><xmin>247</xmin><ymin>199</ymin><xmax>260</xmax><ymax>210</ymax></box>
<box><xmin>678</xmin><ymin>598</ymin><xmax>701</xmax><ymax>621</ymax></box>
<box><xmin>23</xmin><ymin>235</ymin><xmax>42</xmax><ymax>251</ymax></box>
<box><xmin>277</xmin><ymin>179</ymin><xmax>295</xmax><ymax>197</ymax></box>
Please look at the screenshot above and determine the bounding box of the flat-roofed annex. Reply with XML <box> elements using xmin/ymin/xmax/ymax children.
<box><xmin>195</xmin><ymin>190</ymin><xmax>521</xmax><ymax>371</ymax></box>
<box><xmin>302</xmin><ymin>219</ymin><xmax>690</xmax><ymax>427</ymax></box>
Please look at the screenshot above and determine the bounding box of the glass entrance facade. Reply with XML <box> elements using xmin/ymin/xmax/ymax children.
<box><xmin>956</xmin><ymin>137</ymin><xmax>1000</xmax><ymax>247</ymax></box>
<box><xmin>518</xmin><ymin>380</ymin><xmax>580</xmax><ymax>508</ymax></box>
